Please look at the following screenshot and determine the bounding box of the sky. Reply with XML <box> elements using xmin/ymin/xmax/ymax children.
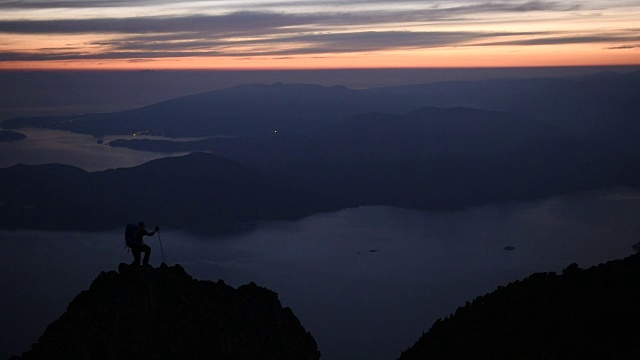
<box><xmin>0</xmin><ymin>0</ymin><xmax>639</xmax><ymax>70</ymax></box>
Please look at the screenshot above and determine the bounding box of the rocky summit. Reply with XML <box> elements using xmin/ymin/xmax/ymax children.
<box><xmin>398</xmin><ymin>252</ymin><xmax>640</xmax><ymax>360</ymax></box>
<box><xmin>12</xmin><ymin>263</ymin><xmax>320</xmax><ymax>360</ymax></box>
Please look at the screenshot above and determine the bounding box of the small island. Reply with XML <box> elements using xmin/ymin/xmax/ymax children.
<box><xmin>0</xmin><ymin>130</ymin><xmax>26</xmax><ymax>142</ymax></box>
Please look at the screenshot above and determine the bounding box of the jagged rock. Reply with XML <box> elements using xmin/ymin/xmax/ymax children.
<box><xmin>12</xmin><ymin>263</ymin><xmax>320</xmax><ymax>360</ymax></box>
<box><xmin>398</xmin><ymin>253</ymin><xmax>640</xmax><ymax>359</ymax></box>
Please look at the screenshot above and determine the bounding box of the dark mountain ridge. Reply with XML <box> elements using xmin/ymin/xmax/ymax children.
<box><xmin>367</xmin><ymin>70</ymin><xmax>640</xmax><ymax>154</ymax></box>
<box><xmin>106</xmin><ymin>106</ymin><xmax>574</xmax><ymax>161</ymax></box>
<box><xmin>11</xmin><ymin>263</ymin><xmax>320</xmax><ymax>360</ymax></box>
<box><xmin>299</xmin><ymin>107</ymin><xmax>567</xmax><ymax>160</ymax></box>
<box><xmin>2</xmin><ymin>105</ymin><xmax>640</xmax><ymax>233</ymax></box>
<box><xmin>0</xmin><ymin>152</ymin><xmax>330</xmax><ymax>233</ymax></box>
<box><xmin>108</xmin><ymin>106</ymin><xmax>640</xmax><ymax>214</ymax></box>
<box><xmin>3</xmin><ymin>70</ymin><xmax>639</xmax><ymax>154</ymax></box>
<box><xmin>398</xmin><ymin>252</ymin><xmax>640</xmax><ymax>360</ymax></box>
<box><xmin>1</xmin><ymin>82</ymin><xmax>415</xmax><ymax>138</ymax></box>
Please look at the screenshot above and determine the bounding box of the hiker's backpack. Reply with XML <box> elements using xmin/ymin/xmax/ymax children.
<box><xmin>124</xmin><ymin>223</ymin><xmax>139</xmax><ymax>248</ymax></box>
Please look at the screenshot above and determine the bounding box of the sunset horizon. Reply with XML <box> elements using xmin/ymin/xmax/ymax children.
<box><xmin>1</xmin><ymin>0</ymin><xmax>639</xmax><ymax>70</ymax></box>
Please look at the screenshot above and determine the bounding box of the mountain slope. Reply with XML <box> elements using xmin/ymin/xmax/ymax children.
<box><xmin>110</xmin><ymin>106</ymin><xmax>640</xmax><ymax>211</ymax></box>
<box><xmin>0</xmin><ymin>152</ymin><xmax>328</xmax><ymax>233</ymax></box>
<box><xmin>291</xmin><ymin>107</ymin><xmax>639</xmax><ymax>209</ymax></box>
<box><xmin>11</xmin><ymin>263</ymin><xmax>320</xmax><ymax>360</ymax></box>
<box><xmin>3</xmin><ymin>71</ymin><xmax>639</xmax><ymax>154</ymax></box>
<box><xmin>105</xmin><ymin>106</ymin><xmax>583</xmax><ymax>161</ymax></box>
<box><xmin>1</xmin><ymin>83</ymin><xmax>416</xmax><ymax>137</ymax></box>
<box><xmin>367</xmin><ymin>70</ymin><xmax>640</xmax><ymax>154</ymax></box>
<box><xmin>3</xmin><ymin>106</ymin><xmax>639</xmax><ymax>233</ymax></box>
<box><xmin>297</xmin><ymin>106</ymin><xmax>566</xmax><ymax>160</ymax></box>
<box><xmin>398</xmin><ymin>252</ymin><xmax>640</xmax><ymax>359</ymax></box>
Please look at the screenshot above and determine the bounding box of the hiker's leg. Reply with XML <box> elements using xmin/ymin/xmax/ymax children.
<box><xmin>131</xmin><ymin>246</ymin><xmax>141</xmax><ymax>265</ymax></box>
<box><xmin>141</xmin><ymin>244</ymin><xmax>151</xmax><ymax>265</ymax></box>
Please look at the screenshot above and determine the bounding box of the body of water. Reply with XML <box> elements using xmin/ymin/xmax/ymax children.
<box><xmin>2</xmin><ymin>188</ymin><xmax>639</xmax><ymax>360</ymax></box>
<box><xmin>1</xmin><ymin>129</ymin><xmax>639</xmax><ymax>359</ymax></box>
<box><xmin>0</xmin><ymin>128</ymin><xmax>189</xmax><ymax>171</ymax></box>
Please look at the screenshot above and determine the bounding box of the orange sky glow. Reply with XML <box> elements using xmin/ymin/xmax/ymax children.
<box><xmin>0</xmin><ymin>1</ymin><xmax>639</xmax><ymax>70</ymax></box>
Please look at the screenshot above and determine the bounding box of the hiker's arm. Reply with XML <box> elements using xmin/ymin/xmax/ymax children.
<box><xmin>140</xmin><ymin>225</ymin><xmax>160</xmax><ymax>238</ymax></box>
<box><xmin>146</xmin><ymin>226</ymin><xmax>160</xmax><ymax>236</ymax></box>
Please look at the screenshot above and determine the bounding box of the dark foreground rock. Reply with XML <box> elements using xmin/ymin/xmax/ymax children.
<box><xmin>11</xmin><ymin>263</ymin><xmax>320</xmax><ymax>360</ymax></box>
<box><xmin>398</xmin><ymin>253</ymin><xmax>640</xmax><ymax>359</ymax></box>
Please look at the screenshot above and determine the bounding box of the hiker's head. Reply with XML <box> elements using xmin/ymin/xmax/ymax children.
<box><xmin>138</xmin><ymin>221</ymin><xmax>145</xmax><ymax>228</ymax></box>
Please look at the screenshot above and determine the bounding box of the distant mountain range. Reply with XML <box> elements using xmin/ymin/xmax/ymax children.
<box><xmin>110</xmin><ymin>106</ymin><xmax>569</xmax><ymax>160</ymax></box>
<box><xmin>1</xmin><ymin>83</ymin><xmax>416</xmax><ymax>137</ymax></box>
<box><xmin>0</xmin><ymin>152</ymin><xmax>329</xmax><ymax>233</ymax></box>
<box><xmin>2</xmin><ymin>70</ymin><xmax>640</xmax><ymax>232</ymax></box>
<box><xmin>3</xmin><ymin>70</ymin><xmax>640</xmax><ymax>154</ymax></box>
<box><xmin>1</xmin><ymin>106</ymin><xmax>639</xmax><ymax>233</ymax></box>
<box><xmin>109</xmin><ymin>106</ymin><xmax>640</xmax><ymax>211</ymax></box>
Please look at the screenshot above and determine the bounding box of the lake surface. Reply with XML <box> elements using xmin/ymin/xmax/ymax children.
<box><xmin>0</xmin><ymin>128</ymin><xmax>189</xmax><ymax>171</ymax></box>
<box><xmin>2</xmin><ymin>188</ymin><xmax>640</xmax><ymax>360</ymax></box>
<box><xmin>1</xmin><ymin>129</ymin><xmax>640</xmax><ymax>359</ymax></box>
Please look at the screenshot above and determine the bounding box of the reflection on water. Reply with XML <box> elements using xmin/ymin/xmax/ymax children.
<box><xmin>1</xmin><ymin>188</ymin><xmax>639</xmax><ymax>360</ymax></box>
<box><xmin>0</xmin><ymin>128</ymin><xmax>189</xmax><ymax>171</ymax></box>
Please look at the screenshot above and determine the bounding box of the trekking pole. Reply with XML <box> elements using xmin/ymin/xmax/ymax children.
<box><xmin>157</xmin><ymin>228</ymin><xmax>166</xmax><ymax>264</ymax></box>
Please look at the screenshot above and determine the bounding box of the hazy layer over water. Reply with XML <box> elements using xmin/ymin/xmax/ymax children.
<box><xmin>2</xmin><ymin>188</ymin><xmax>639</xmax><ymax>360</ymax></box>
<box><xmin>0</xmin><ymin>128</ymin><xmax>189</xmax><ymax>171</ymax></box>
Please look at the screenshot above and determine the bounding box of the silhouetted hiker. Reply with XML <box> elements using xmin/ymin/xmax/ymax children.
<box><xmin>127</xmin><ymin>221</ymin><xmax>159</xmax><ymax>266</ymax></box>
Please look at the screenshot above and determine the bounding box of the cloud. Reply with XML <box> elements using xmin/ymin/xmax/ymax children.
<box><xmin>0</xmin><ymin>1</ymin><xmax>635</xmax><ymax>64</ymax></box>
<box><xmin>0</xmin><ymin>1</ymin><xmax>596</xmax><ymax>37</ymax></box>
<box><xmin>0</xmin><ymin>30</ymin><xmax>555</xmax><ymax>61</ymax></box>
<box><xmin>0</xmin><ymin>12</ymin><xmax>319</xmax><ymax>35</ymax></box>
<box><xmin>607</xmin><ymin>44</ymin><xmax>640</xmax><ymax>49</ymax></box>
<box><xmin>0</xmin><ymin>0</ymin><xmax>171</xmax><ymax>9</ymax></box>
<box><xmin>430</xmin><ymin>0</ymin><xmax>581</xmax><ymax>13</ymax></box>
<box><xmin>1</xmin><ymin>5</ymin><xmax>634</xmax><ymax>62</ymax></box>
<box><xmin>254</xmin><ymin>30</ymin><xmax>552</xmax><ymax>55</ymax></box>
<box><xmin>473</xmin><ymin>30</ymin><xmax>640</xmax><ymax>47</ymax></box>
<box><xmin>0</xmin><ymin>0</ymin><xmax>581</xmax><ymax>12</ymax></box>
<box><xmin>0</xmin><ymin>3</ymin><xmax>585</xmax><ymax>36</ymax></box>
